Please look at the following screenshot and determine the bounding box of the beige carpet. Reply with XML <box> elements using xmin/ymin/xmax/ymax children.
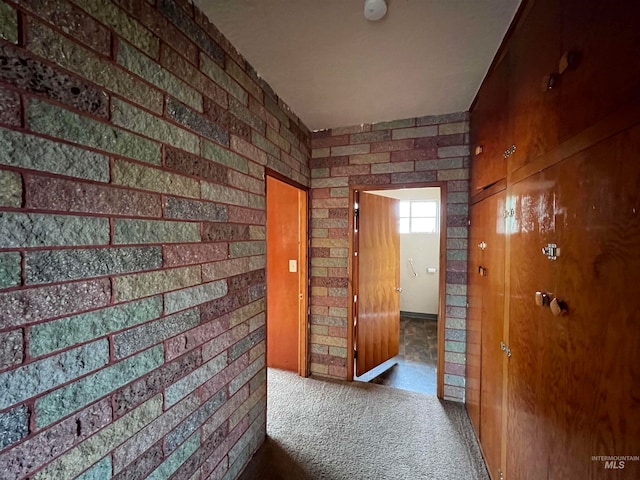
<box><xmin>239</xmin><ymin>369</ymin><xmax>489</xmax><ymax>480</ymax></box>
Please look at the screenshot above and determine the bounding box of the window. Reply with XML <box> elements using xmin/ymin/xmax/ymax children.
<box><xmin>399</xmin><ymin>200</ymin><xmax>438</xmax><ymax>233</ymax></box>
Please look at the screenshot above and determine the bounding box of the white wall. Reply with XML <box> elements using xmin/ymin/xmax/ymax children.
<box><xmin>367</xmin><ymin>187</ymin><xmax>441</xmax><ymax>315</ymax></box>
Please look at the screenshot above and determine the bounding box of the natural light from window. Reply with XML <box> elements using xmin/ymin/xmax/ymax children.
<box><xmin>399</xmin><ymin>200</ymin><xmax>438</xmax><ymax>234</ymax></box>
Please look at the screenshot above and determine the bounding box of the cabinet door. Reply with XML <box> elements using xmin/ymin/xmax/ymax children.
<box><xmin>480</xmin><ymin>192</ymin><xmax>506</xmax><ymax>480</ymax></box>
<box><xmin>470</xmin><ymin>52</ymin><xmax>510</xmax><ymax>193</ymax></box>
<box><xmin>559</xmin><ymin>0</ymin><xmax>640</xmax><ymax>142</ymax></box>
<box><xmin>506</xmin><ymin>126</ymin><xmax>640</xmax><ymax>479</ymax></box>
<box><xmin>508</xmin><ymin>0</ymin><xmax>562</xmax><ymax>173</ymax></box>
<box><xmin>465</xmin><ymin>201</ymin><xmax>485</xmax><ymax>437</ymax></box>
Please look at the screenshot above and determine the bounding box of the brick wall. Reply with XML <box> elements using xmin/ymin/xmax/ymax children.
<box><xmin>309</xmin><ymin>115</ymin><xmax>469</xmax><ymax>401</ymax></box>
<box><xmin>0</xmin><ymin>0</ymin><xmax>310</xmax><ymax>478</ymax></box>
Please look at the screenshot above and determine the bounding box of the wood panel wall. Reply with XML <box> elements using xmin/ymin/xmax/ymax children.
<box><xmin>467</xmin><ymin>0</ymin><xmax>640</xmax><ymax>479</ymax></box>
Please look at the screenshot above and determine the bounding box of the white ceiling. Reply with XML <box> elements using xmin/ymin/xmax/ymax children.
<box><xmin>196</xmin><ymin>0</ymin><xmax>521</xmax><ymax>131</ymax></box>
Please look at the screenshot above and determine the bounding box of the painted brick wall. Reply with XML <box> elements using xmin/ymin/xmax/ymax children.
<box><xmin>0</xmin><ymin>0</ymin><xmax>310</xmax><ymax>478</ymax></box>
<box><xmin>309</xmin><ymin>115</ymin><xmax>469</xmax><ymax>401</ymax></box>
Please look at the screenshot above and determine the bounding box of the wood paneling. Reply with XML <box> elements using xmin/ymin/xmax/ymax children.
<box><xmin>559</xmin><ymin>0</ymin><xmax>640</xmax><ymax>143</ymax></box>
<box><xmin>508</xmin><ymin>0</ymin><xmax>562</xmax><ymax>173</ymax></box>
<box><xmin>470</xmin><ymin>52</ymin><xmax>510</xmax><ymax>193</ymax></box>
<box><xmin>480</xmin><ymin>192</ymin><xmax>506</xmax><ymax>480</ymax></box>
<box><xmin>266</xmin><ymin>176</ymin><xmax>307</xmax><ymax>373</ymax></box>
<box><xmin>507</xmin><ymin>126</ymin><xmax>640</xmax><ymax>479</ymax></box>
<box><xmin>355</xmin><ymin>192</ymin><xmax>400</xmax><ymax>376</ymax></box>
<box><xmin>468</xmin><ymin>2</ymin><xmax>640</xmax><ymax>479</ymax></box>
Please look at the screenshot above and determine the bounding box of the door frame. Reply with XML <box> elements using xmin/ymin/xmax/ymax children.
<box><xmin>265</xmin><ymin>169</ymin><xmax>310</xmax><ymax>377</ymax></box>
<box><xmin>347</xmin><ymin>181</ymin><xmax>448</xmax><ymax>398</ymax></box>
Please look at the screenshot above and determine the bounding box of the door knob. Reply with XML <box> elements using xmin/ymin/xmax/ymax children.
<box><xmin>395</xmin><ymin>287</ymin><xmax>403</xmax><ymax>293</ymax></box>
<box><xmin>550</xmin><ymin>298</ymin><xmax>567</xmax><ymax>316</ymax></box>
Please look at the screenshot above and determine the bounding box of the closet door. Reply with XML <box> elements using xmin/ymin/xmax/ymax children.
<box><xmin>479</xmin><ymin>192</ymin><xmax>506</xmax><ymax>480</ymax></box>
<box><xmin>506</xmin><ymin>126</ymin><xmax>640</xmax><ymax>479</ymax></box>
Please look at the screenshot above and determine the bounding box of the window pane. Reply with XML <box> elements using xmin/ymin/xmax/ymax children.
<box><xmin>412</xmin><ymin>201</ymin><xmax>437</xmax><ymax>217</ymax></box>
<box><xmin>399</xmin><ymin>218</ymin><xmax>410</xmax><ymax>234</ymax></box>
<box><xmin>412</xmin><ymin>217</ymin><xmax>437</xmax><ymax>233</ymax></box>
<box><xmin>399</xmin><ymin>201</ymin><xmax>410</xmax><ymax>217</ymax></box>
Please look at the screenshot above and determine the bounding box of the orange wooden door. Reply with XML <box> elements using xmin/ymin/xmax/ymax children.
<box><xmin>266</xmin><ymin>176</ymin><xmax>307</xmax><ymax>373</ymax></box>
<box><xmin>355</xmin><ymin>192</ymin><xmax>400</xmax><ymax>376</ymax></box>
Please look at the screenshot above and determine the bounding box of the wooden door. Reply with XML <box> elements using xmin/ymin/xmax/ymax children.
<box><xmin>470</xmin><ymin>51</ymin><xmax>510</xmax><ymax>193</ymax></box>
<box><xmin>479</xmin><ymin>192</ymin><xmax>506</xmax><ymax>480</ymax></box>
<box><xmin>508</xmin><ymin>0</ymin><xmax>562</xmax><ymax>173</ymax></box>
<box><xmin>559</xmin><ymin>0</ymin><xmax>640</xmax><ymax>143</ymax></box>
<box><xmin>355</xmin><ymin>192</ymin><xmax>401</xmax><ymax>376</ymax></box>
<box><xmin>506</xmin><ymin>126</ymin><xmax>640</xmax><ymax>479</ymax></box>
<box><xmin>266</xmin><ymin>176</ymin><xmax>308</xmax><ymax>374</ymax></box>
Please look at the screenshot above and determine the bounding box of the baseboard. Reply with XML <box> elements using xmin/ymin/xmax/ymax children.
<box><xmin>400</xmin><ymin>311</ymin><xmax>437</xmax><ymax>321</ymax></box>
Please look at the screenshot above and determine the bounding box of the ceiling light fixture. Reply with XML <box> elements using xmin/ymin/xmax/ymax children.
<box><xmin>364</xmin><ymin>0</ymin><xmax>387</xmax><ymax>21</ymax></box>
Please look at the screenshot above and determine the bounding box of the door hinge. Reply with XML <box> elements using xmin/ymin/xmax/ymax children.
<box><xmin>354</xmin><ymin>207</ymin><xmax>359</xmax><ymax>218</ymax></box>
<box><xmin>498</xmin><ymin>467</ymin><xmax>504</xmax><ymax>480</ymax></box>
<box><xmin>354</xmin><ymin>350</ymin><xmax>358</xmax><ymax>360</ymax></box>
<box><xmin>500</xmin><ymin>341</ymin><xmax>512</xmax><ymax>358</ymax></box>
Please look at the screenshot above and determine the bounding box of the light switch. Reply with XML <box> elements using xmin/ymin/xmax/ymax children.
<box><xmin>289</xmin><ymin>259</ymin><xmax>297</xmax><ymax>272</ymax></box>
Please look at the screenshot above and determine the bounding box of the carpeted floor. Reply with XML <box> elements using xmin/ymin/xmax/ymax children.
<box><xmin>239</xmin><ymin>369</ymin><xmax>489</xmax><ymax>480</ymax></box>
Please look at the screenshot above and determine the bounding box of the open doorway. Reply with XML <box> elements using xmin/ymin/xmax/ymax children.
<box><xmin>351</xmin><ymin>186</ymin><xmax>445</xmax><ymax>396</ymax></box>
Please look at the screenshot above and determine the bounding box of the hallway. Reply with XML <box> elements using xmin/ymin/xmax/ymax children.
<box><xmin>239</xmin><ymin>369</ymin><xmax>488</xmax><ymax>480</ymax></box>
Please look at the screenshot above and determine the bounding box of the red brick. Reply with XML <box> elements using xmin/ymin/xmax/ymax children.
<box><xmin>350</xmin><ymin>130</ymin><xmax>391</xmax><ymax>144</ymax></box>
<box><xmin>348</xmin><ymin>174</ymin><xmax>391</xmax><ymax>186</ymax></box>
<box><xmin>327</xmin><ymin>267</ymin><xmax>348</xmax><ymax>277</ymax></box>
<box><xmin>0</xmin><ymin>279</ymin><xmax>111</xmax><ymax>328</ymax></box>
<box><xmin>199</xmin><ymin>354</ymin><xmax>250</xmax><ymax>402</ymax></box>
<box><xmin>161</xmin><ymin>46</ymin><xmax>228</xmax><ymax>108</ymax></box>
<box><xmin>328</xmin><ymin>326</ymin><xmax>348</xmax><ymax>338</ymax></box>
<box><xmin>447</xmin><ymin>260</ymin><xmax>467</xmax><ymax>272</ymax></box>
<box><xmin>311</xmin><ymin>134</ymin><xmax>349</xmax><ymax>149</ymax></box>
<box><xmin>228</xmin><ymin>206</ymin><xmax>265</xmax><ymax>225</ymax></box>
<box><xmin>230</xmin><ymin>135</ymin><xmax>267</xmax><ymax>165</ymax></box>
<box><xmin>117</xmin><ymin>0</ymin><xmax>199</xmax><ymax>64</ymax></box>
<box><xmin>447</xmin><ymin>215</ymin><xmax>468</xmax><ymax>227</ymax></box>
<box><xmin>328</xmin><ymin>208</ymin><xmax>348</xmax><ymax>219</ymax></box>
<box><xmin>310</xmin><ymin>156</ymin><xmax>349</xmax><ymax>169</ymax></box>
<box><xmin>25</xmin><ymin>175</ymin><xmax>161</xmax><ymax>217</ymax></box>
<box><xmin>447</xmin><ymin>180</ymin><xmax>469</xmax><ymax>192</ymax></box>
<box><xmin>328</xmin><ymin>365</ymin><xmax>347</xmax><ymax>378</ymax></box>
<box><xmin>331</xmin><ymin>165</ymin><xmax>370</xmax><ymax>176</ymax></box>
<box><xmin>248</xmin><ymin>96</ymin><xmax>278</xmax><ymax>130</ymax></box>
<box><xmin>328</xmin><ymin>228</ymin><xmax>348</xmax><ymax>238</ymax></box>
<box><xmin>227</xmin><ymin>270</ymin><xmax>265</xmax><ymax>292</ymax></box>
<box><xmin>445</xmin><ymin>362</ymin><xmax>466</xmax><ymax>375</ymax></box>
<box><xmin>165</xmin><ymin>146</ymin><xmax>228</xmax><ymax>184</ymax></box>
<box><xmin>204</xmin><ymin>99</ymin><xmax>251</xmax><ymax>142</ymax></box>
<box><xmin>312</xmin><ymin>188</ymin><xmax>331</xmax><ymax>198</ymax></box>
<box><xmin>310</xmin><ymin>353</ymin><xmax>347</xmax><ymax>367</ymax></box>
<box><xmin>311</xmin><ymin>247</ymin><xmax>330</xmax><ymax>258</ymax></box>
<box><xmin>414</xmin><ymin>133</ymin><xmax>465</xmax><ymax>149</ymax></box>
<box><xmin>311</xmin><ymin>277</ymin><xmax>348</xmax><ymax>288</ymax></box>
<box><xmin>165</xmin><ymin>315</ymin><xmax>230</xmax><ymax>360</ymax></box>
<box><xmin>163</xmin><ymin>243</ymin><xmax>228</xmax><ymax>267</ymax></box>
<box><xmin>311</xmin><ymin>296</ymin><xmax>349</xmax><ymax>307</ymax></box>
<box><xmin>203</xmin><ymin>223</ymin><xmax>250</xmax><ymax>242</ymax></box>
<box><xmin>391</xmin><ymin>148</ymin><xmax>437</xmax><ymax>162</ymax></box>
<box><xmin>22</xmin><ymin>0</ymin><xmax>111</xmax><ymax>56</ymax></box>
<box><xmin>370</xmin><ymin>139</ymin><xmax>414</xmax><ymax>153</ymax></box>
<box><xmin>0</xmin><ymin>86</ymin><xmax>21</xmax><ymax>127</ymax></box>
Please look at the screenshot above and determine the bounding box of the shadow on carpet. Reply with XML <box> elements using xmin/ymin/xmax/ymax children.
<box><xmin>239</xmin><ymin>369</ymin><xmax>489</xmax><ymax>480</ymax></box>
